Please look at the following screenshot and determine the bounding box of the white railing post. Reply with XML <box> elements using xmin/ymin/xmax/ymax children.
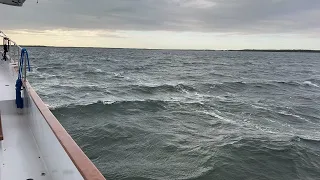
<box><xmin>24</xmin><ymin>52</ymin><xmax>27</xmax><ymax>81</ymax></box>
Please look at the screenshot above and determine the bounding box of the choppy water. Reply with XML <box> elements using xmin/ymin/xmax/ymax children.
<box><xmin>27</xmin><ymin>47</ymin><xmax>320</xmax><ymax>180</ymax></box>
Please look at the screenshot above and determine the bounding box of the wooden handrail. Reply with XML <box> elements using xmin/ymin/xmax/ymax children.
<box><xmin>0</xmin><ymin>111</ymin><xmax>3</xmax><ymax>141</ymax></box>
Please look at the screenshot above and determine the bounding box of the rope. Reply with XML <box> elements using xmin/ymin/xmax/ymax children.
<box><xmin>18</xmin><ymin>48</ymin><xmax>31</xmax><ymax>79</ymax></box>
<box><xmin>16</xmin><ymin>48</ymin><xmax>31</xmax><ymax>109</ymax></box>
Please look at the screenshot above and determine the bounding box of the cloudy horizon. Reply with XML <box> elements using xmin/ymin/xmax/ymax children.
<box><xmin>1</xmin><ymin>0</ymin><xmax>320</xmax><ymax>49</ymax></box>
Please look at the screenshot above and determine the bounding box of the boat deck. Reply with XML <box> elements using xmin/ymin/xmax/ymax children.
<box><xmin>0</xmin><ymin>62</ymin><xmax>52</xmax><ymax>180</ymax></box>
<box><xmin>0</xmin><ymin>62</ymin><xmax>15</xmax><ymax>101</ymax></box>
<box><xmin>0</xmin><ymin>114</ymin><xmax>51</xmax><ymax>180</ymax></box>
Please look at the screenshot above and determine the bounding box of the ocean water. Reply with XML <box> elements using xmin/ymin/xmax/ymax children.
<box><xmin>27</xmin><ymin>47</ymin><xmax>320</xmax><ymax>180</ymax></box>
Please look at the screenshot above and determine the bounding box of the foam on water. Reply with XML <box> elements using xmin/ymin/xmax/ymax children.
<box><xmin>303</xmin><ymin>81</ymin><xmax>319</xmax><ymax>87</ymax></box>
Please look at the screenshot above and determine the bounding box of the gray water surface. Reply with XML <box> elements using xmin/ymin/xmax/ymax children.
<box><xmin>28</xmin><ymin>47</ymin><xmax>320</xmax><ymax>180</ymax></box>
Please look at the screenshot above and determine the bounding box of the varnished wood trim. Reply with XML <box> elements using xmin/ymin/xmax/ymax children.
<box><xmin>0</xmin><ymin>111</ymin><xmax>3</xmax><ymax>141</ymax></box>
<box><xmin>23</xmin><ymin>81</ymin><xmax>106</xmax><ymax>180</ymax></box>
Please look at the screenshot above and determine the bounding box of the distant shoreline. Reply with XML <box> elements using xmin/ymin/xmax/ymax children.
<box><xmin>2</xmin><ymin>45</ymin><xmax>320</xmax><ymax>53</ymax></box>
<box><xmin>224</xmin><ymin>49</ymin><xmax>320</xmax><ymax>53</ymax></box>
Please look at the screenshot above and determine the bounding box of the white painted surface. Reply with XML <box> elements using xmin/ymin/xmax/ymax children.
<box><xmin>0</xmin><ymin>61</ymin><xmax>19</xmax><ymax>115</ymax></box>
<box><xmin>0</xmin><ymin>60</ymin><xmax>84</xmax><ymax>180</ymax></box>
<box><xmin>0</xmin><ymin>60</ymin><xmax>50</xmax><ymax>180</ymax></box>
<box><xmin>0</xmin><ymin>61</ymin><xmax>15</xmax><ymax>102</ymax></box>
<box><xmin>0</xmin><ymin>114</ymin><xmax>51</xmax><ymax>180</ymax></box>
<box><xmin>24</xmin><ymin>92</ymin><xmax>84</xmax><ymax>180</ymax></box>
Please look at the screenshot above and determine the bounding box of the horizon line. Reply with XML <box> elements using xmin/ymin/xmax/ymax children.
<box><xmin>14</xmin><ymin>45</ymin><xmax>320</xmax><ymax>52</ymax></box>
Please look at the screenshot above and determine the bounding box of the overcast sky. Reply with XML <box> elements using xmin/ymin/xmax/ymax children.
<box><xmin>1</xmin><ymin>0</ymin><xmax>320</xmax><ymax>49</ymax></box>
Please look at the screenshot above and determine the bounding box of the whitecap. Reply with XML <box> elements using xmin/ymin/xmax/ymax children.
<box><xmin>94</xmin><ymin>68</ymin><xmax>103</xmax><ymax>73</ymax></box>
<box><xmin>303</xmin><ymin>81</ymin><xmax>319</xmax><ymax>88</ymax></box>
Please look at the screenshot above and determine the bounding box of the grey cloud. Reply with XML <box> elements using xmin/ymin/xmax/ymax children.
<box><xmin>0</xmin><ymin>0</ymin><xmax>319</xmax><ymax>34</ymax></box>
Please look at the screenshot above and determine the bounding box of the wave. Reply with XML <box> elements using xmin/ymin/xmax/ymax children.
<box><xmin>50</xmin><ymin>84</ymin><xmax>107</xmax><ymax>92</ymax></box>
<box><xmin>94</xmin><ymin>68</ymin><xmax>103</xmax><ymax>73</ymax></box>
<box><xmin>37</xmin><ymin>80</ymin><xmax>319</xmax><ymax>103</ymax></box>
<box><xmin>306</xmin><ymin>78</ymin><xmax>320</xmax><ymax>84</ymax></box>
<box><xmin>290</xmin><ymin>136</ymin><xmax>320</xmax><ymax>144</ymax></box>
<box><xmin>197</xmin><ymin>80</ymin><xmax>320</xmax><ymax>93</ymax></box>
<box><xmin>127</xmin><ymin>83</ymin><xmax>196</xmax><ymax>94</ymax></box>
<box><xmin>113</xmin><ymin>72</ymin><xmax>125</xmax><ymax>78</ymax></box>
<box><xmin>197</xmin><ymin>81</ymin><xmax>277</xmax><ymax>93</ymax></box>
<box><xmin>124</xmin><ymin>81</ymin><xmax>289</xmax><ymax>95</ymax></box>
<box><xmin>208</xmin><ymin>72</ymin><xmax>235</xmax><ymax>78</ymax></box>
<box><xmin>83</xmin><ymin>69</ymin><xmax>106</xmax><ymax>76</ymax></box>
<box><xmin>303</xmin><ymin>81</ymin><xmax>319</xmax><ymax>88</ymax></box>
<box><xmin>50</xmin><ymin>99</ymin><xmax>200</xmax><ymax>113</ymax></box>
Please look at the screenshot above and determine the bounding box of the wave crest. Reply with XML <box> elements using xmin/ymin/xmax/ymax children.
<box><xmin>128</xmin><ymin>83</ymin><xmax>196</xmax><ymax>94</ymax></box>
